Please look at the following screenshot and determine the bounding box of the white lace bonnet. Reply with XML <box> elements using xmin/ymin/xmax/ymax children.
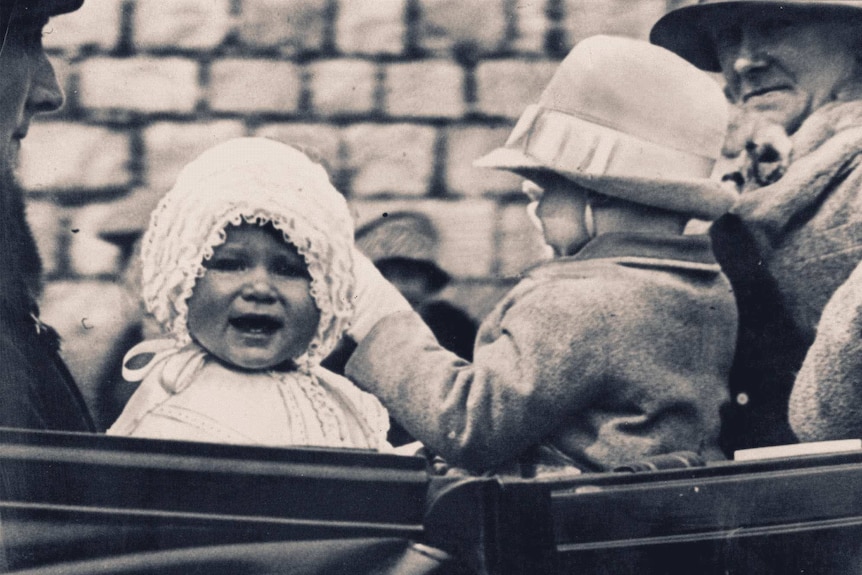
<box><xmin>140</xmin><ymin>137</ymin><xmax>355</xmax><ymax>367</ymax></box>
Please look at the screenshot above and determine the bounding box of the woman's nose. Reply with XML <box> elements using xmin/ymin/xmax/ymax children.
<box><xmin>731</xmin><ymin>32</ymin><xmax>766</xmax><ymax>78</ymax></box>
<box><xmin>26</xmin><ymin>53</ymin><xmax>64</xmax><ymax>115</ymax></box>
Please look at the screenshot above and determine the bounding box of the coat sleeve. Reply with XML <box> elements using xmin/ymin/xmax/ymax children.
<box><xmin>790</xmin><ymin>261</ymin><xmax>862</xmax><ymax>442</ymax></box>
<box><xmin>345</xmin><ymin>279</ymin><xmax>611</xmax><ymax>472</ymax></box>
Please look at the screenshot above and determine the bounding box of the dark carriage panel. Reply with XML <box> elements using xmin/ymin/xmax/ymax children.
<box><xmin>3</xmin><ymin>427</ymin><xmax>862</xmax><ymax>574</ymax></box>
<box><xmin>0</xmin><ymin>428</ymin><xmax>430</xmax><ymax>570</ymax></box>
<box><xmin>475</xmin><ymin>450</ymin><xmax>862</xmax><ymax>574</ymax></box>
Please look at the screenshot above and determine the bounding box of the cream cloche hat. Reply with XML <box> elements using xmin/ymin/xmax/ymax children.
<box><xmin>474</xmin><ymin>35</ymin><xmax>735</xmax><ymax>220</ymax></box>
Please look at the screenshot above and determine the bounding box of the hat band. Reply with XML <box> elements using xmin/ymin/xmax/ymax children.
<box><xmin>505</xmin><ymin>105</ymin><xmax>717</xmax><ymax>182</ymax></box>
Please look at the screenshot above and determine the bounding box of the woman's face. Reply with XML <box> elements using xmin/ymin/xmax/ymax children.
<box><xmin>0</xmin><ymin>10</ymin><xmax>64</xmax><ymax>177</ymax></box>
<box><xmin>713</xmin><ymin>12</ymin><xmax>862</xmax><ymax>134</ymax></box>
<box><xmin>186</xmin><ymin>223</ymin><xmax>320</xmax><ymax>371</ymax></box>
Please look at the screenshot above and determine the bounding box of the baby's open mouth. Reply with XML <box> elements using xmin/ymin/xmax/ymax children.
<box><xmin>230</xmin><ymin>315</ymin><xmax>283</xmax><ymax>334</ymax></box>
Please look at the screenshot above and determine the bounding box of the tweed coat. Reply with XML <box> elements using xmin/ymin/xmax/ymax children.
<box><xmin>712</xmin><ymin>100</ymin><xmax>862</xmax><ymax>452</ymax></box>
<box><xmin>347</xmin><ymin>233</ymin><xmax>736</xmax><ymax>474</ymax></box>
<box><xmin>790</xmin><ymin>259</ymin><xmax>862</xmax><ymax>442</ymax></box>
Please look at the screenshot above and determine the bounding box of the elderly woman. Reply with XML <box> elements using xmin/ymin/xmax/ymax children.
<box><xmin>0</xmin><ymin>0</ymin><xmax>95</xmax><ymax>433</ymax></box>
<box><xmin>651</xmin><ymin>0</ymin><xmax>862</xmax><ymax>452</ymax></box>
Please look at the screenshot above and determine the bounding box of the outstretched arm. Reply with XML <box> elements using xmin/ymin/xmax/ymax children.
<box><xmin>346</xmin><ymin>279</ymin><xmax>608</xmax><ymax>472</ymax></box>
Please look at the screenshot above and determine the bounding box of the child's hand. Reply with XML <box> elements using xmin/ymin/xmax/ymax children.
<box><xmin>348</xmin><ymin>249</ymin><xmax>412</xmax><ymax>341</ymax></box>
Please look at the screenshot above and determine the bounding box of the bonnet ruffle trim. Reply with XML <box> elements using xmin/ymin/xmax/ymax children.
<box><xmin>145</xmin><ymin>207</ymin><xmax>353</xmax><ymax>371</ymax></box>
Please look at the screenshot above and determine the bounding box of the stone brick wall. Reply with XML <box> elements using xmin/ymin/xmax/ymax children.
<box><xmin>25</xmin><ymin>0</ymin><xmax>675</xmax><ymax>418</ymax></box>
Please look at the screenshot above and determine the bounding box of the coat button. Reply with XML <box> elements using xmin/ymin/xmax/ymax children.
<box><xmin>736</xmin><ymin>392</ymin><xmax>749</xmax><ymax>406</ymax></box>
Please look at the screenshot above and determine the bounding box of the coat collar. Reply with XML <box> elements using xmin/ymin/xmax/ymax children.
<box><xmin>572</xmin><ymin>232</ymin><xmax>716</xmax><ymax>264</ymax></box>
<box><xmin>790</xmin><ymin>100</ymin><xmax>862</xmax><ymax>163</ymax></box>
<box><xmin>528</xmin><ymin>233</ymin><xmax>720</xmax><ymax>278</ymax></box>
<box><xmin>729</xmin><ymin>100</ymin><xmax>862</xmax><ymax>249</ymax></box>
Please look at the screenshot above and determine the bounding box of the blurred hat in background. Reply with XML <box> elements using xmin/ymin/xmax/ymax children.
<box><xmin>355</xmin><ymin>211</ymin><xmax>451</xmax><ymax>293</ymax></box>
<box><xmin>98</xmin><ymin>188</ymin><xmax>163</xmax><ymax>257</ymax></box>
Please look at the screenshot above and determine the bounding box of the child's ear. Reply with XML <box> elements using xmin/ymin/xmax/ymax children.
<box><xmin>584</xmin><ymin>202</ymin><xmax>596</xmax><ymax>239</ymax></box>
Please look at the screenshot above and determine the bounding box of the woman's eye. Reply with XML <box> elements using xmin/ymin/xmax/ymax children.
<box><xmin>757</xmin><ymin>18</ymin><xmax>793</xmax><ymax>38</ymax></box>
<box><xmin>712</xmin><ymin>26</ymin><xmax>740</xmax><ymax>51</ymax></box>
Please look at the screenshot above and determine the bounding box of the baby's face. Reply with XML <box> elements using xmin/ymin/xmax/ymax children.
<box><xmin>186</xmin><ymin>222</ymin><xmax>320</xmax><ymax>370</ymax></box>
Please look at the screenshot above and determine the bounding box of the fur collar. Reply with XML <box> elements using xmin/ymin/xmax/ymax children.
<box><xmin>729</xmin><ymin>100</ymin><xmax>862</xmax><ymax>249</ymax></box>
<box><xmin>790</xmin><ymin>100</ymin><xmax>862</xmax><ymax>162</ymax></box>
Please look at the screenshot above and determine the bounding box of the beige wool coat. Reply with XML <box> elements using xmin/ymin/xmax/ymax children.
<box><xmin>347</xmin><ymin>233</ymin><xmax>736</xmax><ymax>474</ymax></box>
<box><xmin>790</xmin><ymin>259</ymin><xmax>862</xmax><ymax>442</ymax></box>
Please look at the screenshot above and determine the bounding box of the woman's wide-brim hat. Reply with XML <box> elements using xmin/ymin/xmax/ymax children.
<box><xmin>474</xmin><ymin>35</ymin><xmax>735</xmax><ymax>220</ymax></box>
<box><xmin>650</xmin><ymin>0</ymin><xmax>862</xmax><ymax>72</ymax></box>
